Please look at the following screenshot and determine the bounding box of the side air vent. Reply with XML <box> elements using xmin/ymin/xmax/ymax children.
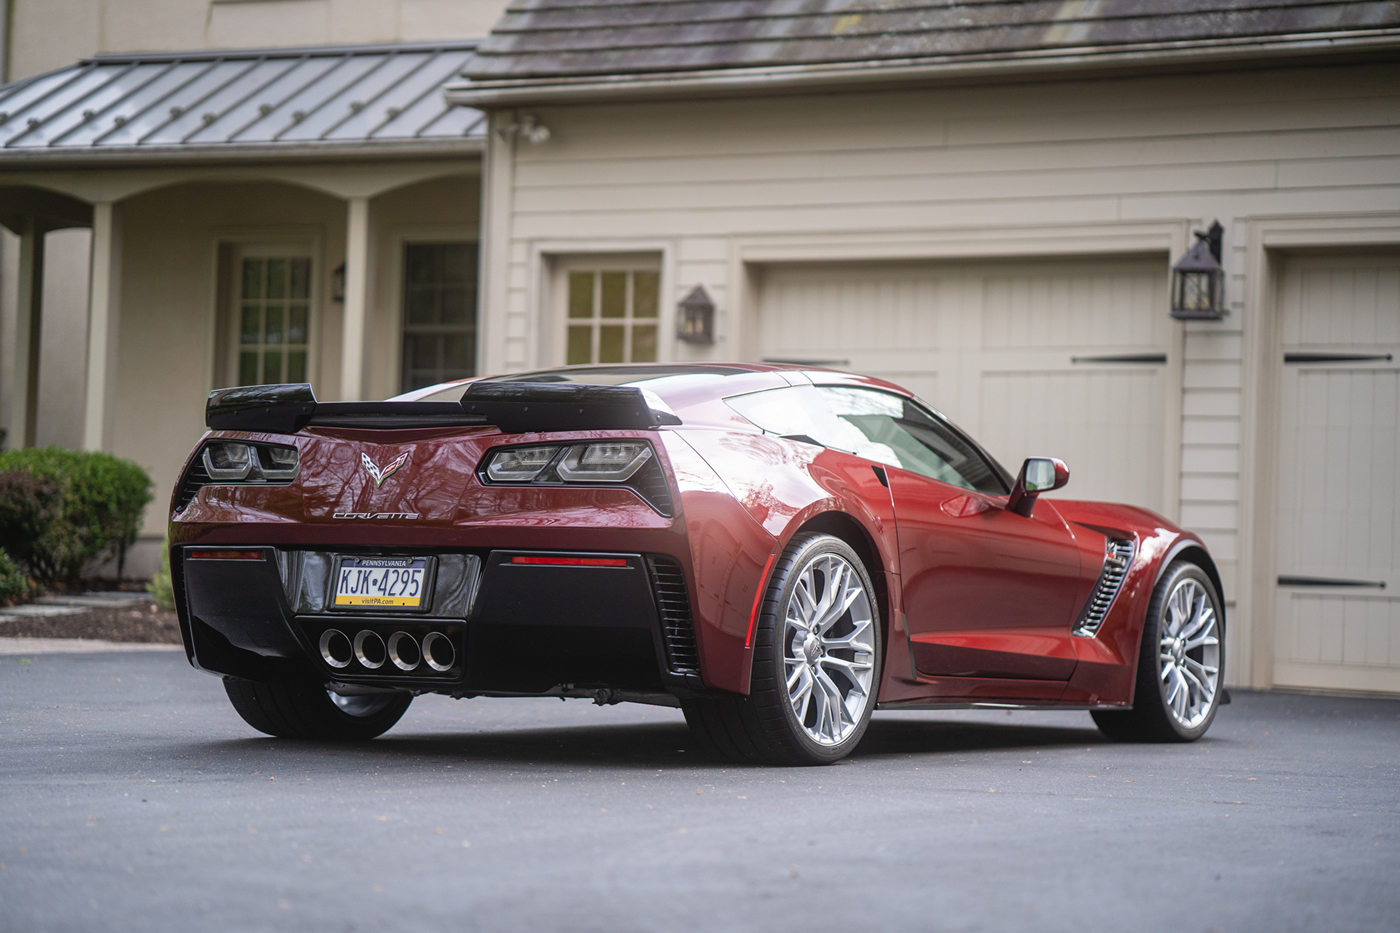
<box><xmin>1073</xmin><ymin>537</ymin><xmax>1135</xmax><ymax>637</ymax></box>
<box><xmin>173</xmin><ymin>454</ymin><xmax>212</xmax><ymax>511</ymax></box>
<box><xmin>646</xmin><ymin>555</ymin><xmax>698</xmax><ymax>674</ymax></box>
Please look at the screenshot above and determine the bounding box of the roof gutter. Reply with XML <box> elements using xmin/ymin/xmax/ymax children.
<box><xmin>444</xmin><ymin>27</ymin><xmax>1400</xmax><ymax>108</ymax></box>
<box><xmin>0</xmin><ymin>137</ymin><xmax>483</xmax><ymax>170</ymax></box>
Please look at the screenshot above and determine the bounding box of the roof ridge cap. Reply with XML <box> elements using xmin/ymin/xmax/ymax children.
<box><xmin>82</xmin><ymin>39</ymin><xmax>482</xmax><ymax>67</ymax></box>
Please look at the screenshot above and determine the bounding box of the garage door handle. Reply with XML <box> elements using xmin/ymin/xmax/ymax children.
<box><xmin>1278</xmin><ymin>575</ymin><xmax>1386</xmax><ymax>589</ymax></box>
<box><xmin>1070</xmin><ymin>354</ymin><xmax>1167</xmax><ymax>364</ymax></box>
<box><xmin>1283</xmin><ymin>353</ymin><xmax>1392</xmax><ymax>364</ymax></box>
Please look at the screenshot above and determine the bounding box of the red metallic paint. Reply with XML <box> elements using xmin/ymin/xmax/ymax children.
<box><xmin>658</xmin><ymin>431</ymin><xmax>776</xmax><ymax>693</ymax></box>
<box><xmin>170</xmin><ymin>363</ymin><xmax>1222</xmax><ymax>711</ymax></box>
<box><xmin>889</xmin><ymin>469</ymin><xmax>1087</xmax><ymax>684</ymax></box>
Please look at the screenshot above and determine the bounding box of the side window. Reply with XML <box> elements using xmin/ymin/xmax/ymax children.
<box><xmin>819</xmin><ymin>387</ymin><xmax>1007</xmax><ymax>494</ymax></box>
<box><xmin>726</xmin><ymin>385</ymin><xmax>1006</xmax><ymax>494</ymax></box>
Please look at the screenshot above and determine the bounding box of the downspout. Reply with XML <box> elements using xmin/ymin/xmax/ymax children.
<box><xmin>0</xmin><ymin>0</ymin><xmax>9</xmax><ymax>83</ymax></box>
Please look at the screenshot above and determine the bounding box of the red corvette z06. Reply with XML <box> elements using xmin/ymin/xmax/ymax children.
<box><xmin>170</xmin><ymin>363</ymin><xmax>1225</xmax><ymax>765</ymax></box>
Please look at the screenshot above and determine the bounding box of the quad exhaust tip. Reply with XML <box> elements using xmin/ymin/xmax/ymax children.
<box><xmin>353</xmin><ymin>630</ymin><xmax>386</xmax><ymax>669</ymax></box>
<box><xmin>322</xmin><ymin>627</ymin><xmax>455</xmax><ymax>674</ymax></box>
<box><xmin>319</xmin><ymin>629</ymin><xmax>352</xmax><ymax>669</ymax></box>
<box><xmin>422</xmin><ymin>631</ymin><xmax>456</xmax><ymax>672</ymax></box>
<box><xmin>387</xmin><ymin>631</ymin><xmax>421</xmax><ymax>671</ymax></box>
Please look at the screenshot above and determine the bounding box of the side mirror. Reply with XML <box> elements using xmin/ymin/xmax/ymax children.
<box><xmin>1006</xmin><ymin>457</ymin><xmax>1069</xmax><ymax>517</ymax></box>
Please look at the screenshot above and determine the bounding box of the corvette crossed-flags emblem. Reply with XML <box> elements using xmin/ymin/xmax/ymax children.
<box><xmin>361</xmin><ymin>452</ymin><xmax>409</xmax><ymax>488</ymax></box>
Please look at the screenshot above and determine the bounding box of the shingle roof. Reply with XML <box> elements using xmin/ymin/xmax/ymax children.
<box><xmin>0</xmin><ymin>41</ymin><xmax>486</xmax><ymax>164</ymax></box>
<box><xmin>455</xmin><ymin>0</ymin><xmax>1400</xmax><ymax>100</ymax></box>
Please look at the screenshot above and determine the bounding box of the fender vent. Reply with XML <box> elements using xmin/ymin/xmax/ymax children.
<box><xmin>1074</xmin><ymin>538</ymin><xmax>1135</xmax><ymax>637</ymax></box>
<box><xmin>646</xmin><ymin>555</ymin><xmax>698</xmax><ymax>674</ymax></box>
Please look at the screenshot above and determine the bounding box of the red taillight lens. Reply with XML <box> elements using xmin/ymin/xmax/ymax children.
<box><xmin>188</xmin><ymin>549</ymin><xmax>265</xmax><ymax>560</ymax></box>
<box><xmin>509</xmin><ymin>556</ymin><xmax>628</xmax><ymax>567</ymax></box>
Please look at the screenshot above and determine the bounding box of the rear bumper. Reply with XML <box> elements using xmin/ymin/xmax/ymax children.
<box><xmin>174</xmin><ymin>545</ymin><xmax>705</xmax><ymax>695</ymax></box>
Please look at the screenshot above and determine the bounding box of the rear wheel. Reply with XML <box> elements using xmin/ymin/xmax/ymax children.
<box><xmin>1092</xmin><ymin>561</ymin><xmax>1223</xmax><ymax>742</ymax></box>
<box><xmin>223</xmin><ymin>676</ymin><xmax>412</xmax><ymax>741</ymax></box>
<box><xmin>684</xmin><ymin>533</ymin><xmax>881</xmax><ymax>765</ymax></box>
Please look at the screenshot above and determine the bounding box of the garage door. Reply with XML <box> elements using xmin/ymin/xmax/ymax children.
<box><xmin>757</xmin><ymin>256</ymin><xmax>1175</xmax><ymax>513</ymax></box>
<box><xmin>1275</xmin><ymin>253</ymin><xmax>1400</xmax><ymax>694</ymax></box>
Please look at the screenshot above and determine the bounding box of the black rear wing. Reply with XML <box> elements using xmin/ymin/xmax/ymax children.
<box><xmin>205</xmin><ymin>382</ymin><xmax>681</xmax><ymax>434</ymax></box>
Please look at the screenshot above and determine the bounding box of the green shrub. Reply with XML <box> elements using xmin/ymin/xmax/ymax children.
<box><xmin>0</xmin><ymin>470</ymin><xmax>62</xmax><ymax>572</ymax></box>
<box><xmin>148</xmin><ymin>533</ymin><xmax>175</xmax><ymax>611</ymax></box>
<box><xmin>0</xmin><ymin>447</ymin><xmax>153</xmax><ymax>585</ymax></box>
<box><xmin>0</xmin><ymin>548</ymin><xmax>28</xmax><ymax>604</ymax></box>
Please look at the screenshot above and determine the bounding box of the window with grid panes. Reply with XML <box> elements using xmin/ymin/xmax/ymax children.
<box><xmin>566</xmin><ymin>269</ymin><xmax>659</xmax><ymax>364</ymax></box>
<box><xmin>401</xmin><ymin>243</ymin><xmax>478</xmax><ymax>393</ymax></box>
<box><xmin>238</xmin><ymin>257</ymin><xmax>310</xmax><ymax>386</ymax></box>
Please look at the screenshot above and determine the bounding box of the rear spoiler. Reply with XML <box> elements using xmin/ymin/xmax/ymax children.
<box><xmin>205</xmin><ymin>382</ymin><xmax>682</xmax><ymax>434</ymax></box>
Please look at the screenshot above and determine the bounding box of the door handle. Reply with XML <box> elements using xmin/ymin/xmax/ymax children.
<box><xmin>1070</xmin><ymin>353</ymin><xmax>1167</xmax><ymax>364</ymax></box>
<box><xmin>1283</xmin><ymin>353</ymin><xmax>1392</xmax><ymax>364</ymax></box>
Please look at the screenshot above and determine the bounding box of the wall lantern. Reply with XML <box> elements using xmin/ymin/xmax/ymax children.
<box><xmin>677</xmin><ymin>285</ymin><xmax>715</xmax><ymax>344</ymax></box>
<box><xmin>1170</xmin><ymin>220</ymin><xmax>1225</xmax><ymax>320</ymax></box>
<box><xmin>331</xmin><ymin>262</ymin><xmax>346</xmax><ymax>303</ymax></box>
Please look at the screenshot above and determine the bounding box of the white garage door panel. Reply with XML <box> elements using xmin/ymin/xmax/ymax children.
<box><xmin>981</xmin><ymin>266</ymin><xmax>1162</xmax><ymax>349</ymax></box>
<box><xmin>1275</xmin><ymin>253</ymin><xmax>1400</xmax><ymax>694</ymax></box>
<box><xmin>757</xmin><ymin>257</ymin><xmax>1172</xmax><ymax>514</ymax></box>
<box><xmin>979</xmin><ymin>368</ymin><xmax>1165</xmax><ymax>509</ymax></box>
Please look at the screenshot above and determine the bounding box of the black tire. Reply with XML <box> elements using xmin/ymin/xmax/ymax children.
<box><xmin>1092</xmin><ymin>560</ymin><xmax>1224</xmax><ymax>743</ymax></box>
<box><xmin>683</xmin><ymin>533</ymin><xmax>882</xmax><ymax>766</ymax></box>
<box><xmin>223</xmin><ymin>676</ymin><xmax>412</xmax><ymax>741</ymax></box>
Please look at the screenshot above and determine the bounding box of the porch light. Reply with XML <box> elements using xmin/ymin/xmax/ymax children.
<box><xmin>677</xmin><ymin>285</ymin><xmax>715</xmax><ymax>344</ymax></box>
<box><xmin>331</xmin><ymin>263</ymin><xmax>346</xmax><ymax>303</ymax></box>
<box><xmin>1170</xmin><ymin>221</ymin><xmax>1225</xmax><ymax>320</ymax></box>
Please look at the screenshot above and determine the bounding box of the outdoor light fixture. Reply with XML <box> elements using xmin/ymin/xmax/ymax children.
<box><xmin>331</xmin><ymin>262</ymin><xmax>346</xmax><ymax>303</ymax></box>
<box><xmin>1171</xmin><ymin>220</ymin><xmax>1225</xmax><ymax>320</ymax></box>
<box><xmin>496</xmin><ymin>114</ymin><xmax>551</xmax><ymax>144</ymax></box>
<box><xmin>677</xmin><ymin>285</ymin><xmax>715</xmax><ymax>344</ymax></box>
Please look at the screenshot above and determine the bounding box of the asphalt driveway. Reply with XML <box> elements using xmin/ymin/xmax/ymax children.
<box><xmin>1</xmin><ymin>648</ymin><xmax>1396</xmax><ymax>932</ymax></box>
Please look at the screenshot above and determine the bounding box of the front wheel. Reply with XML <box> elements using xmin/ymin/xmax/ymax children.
<box><xmin>223</xmin><ymin>676</ymin><xmax>412</xmax><ymax>741</ymax></box>
<box><xmin>1092</xmin><ymin>561</ymin><xmax>1223</xmax><ymax>742</ymax></box>
<box><xmin>684</xmin><ymin>533</ymin><xmax>882</xmax><ymax>765</ymax></box>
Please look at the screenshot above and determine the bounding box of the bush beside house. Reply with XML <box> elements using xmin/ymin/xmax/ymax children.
<box><xmin>0</xmin><ymin>448</ymin><xmax>153</xmax><ymax>587</ymax></box>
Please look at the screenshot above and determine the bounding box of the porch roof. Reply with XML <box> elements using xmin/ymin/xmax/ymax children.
<box><xmin>0</xmin><ymin>41</ymin><xmax>486</xmax><ymax>166</ymax></box>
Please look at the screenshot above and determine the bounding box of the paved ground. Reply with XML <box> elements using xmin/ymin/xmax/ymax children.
<box><xmin>1</xmin><ymin>650</ymin><xmax>1396</xmax><ymax>933</ymax></box>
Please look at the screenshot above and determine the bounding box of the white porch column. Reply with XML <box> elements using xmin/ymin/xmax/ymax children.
<box><xmin>82</xmin><ymin>202</ymin><xmax>121</xmax><ymax>452</ymax></box>
<box><xmin>8</xmin><ymin>216</ymin><xmax>43</xmax><ymax>448</ymax></box>
<box><xmin>339</xmin><ymin>195</ymin><xmax>371</xmax><ymax>401</ymax></box>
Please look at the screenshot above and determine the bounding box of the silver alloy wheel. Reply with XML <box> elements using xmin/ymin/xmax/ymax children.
<box><xmin>1157</xmin><ymin>576</ymin><xmax>1221</xmax><ymax>729</ymax></box>
<box><xmin>782</xmin><ymin>552</ymin><xmax>876</xmax><ymax>746</ymax></box>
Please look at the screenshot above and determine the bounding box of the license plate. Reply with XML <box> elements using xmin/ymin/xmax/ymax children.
<box><xmin>334</xmin><ymin>557</ymin><xmax>429</xmax><ymax>609</ymax></box>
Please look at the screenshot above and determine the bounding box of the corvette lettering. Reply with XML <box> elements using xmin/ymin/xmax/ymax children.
<box><xmin>332</xmin><ymin>512</ymin><xmax>420</xmax><ymax>520</ymax></box>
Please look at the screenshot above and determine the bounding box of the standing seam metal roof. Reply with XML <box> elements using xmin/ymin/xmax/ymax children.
<box><xmin>0</xmin><ymin>41</ymin><xmax>486</xmax><ymax>161</ymax></box>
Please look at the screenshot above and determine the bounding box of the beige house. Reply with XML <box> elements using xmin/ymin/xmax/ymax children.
<box><xmin>3</xmin><ymin>0</ymin><xmax>1400</xmax><ymax>697</ymax></box>
<box><xmin>0</xmin><ymin>1</ymin><xmax>510</xmax><ymax>573</ymax></box>
<box><xmin>448</xmin><ymin>1</ymin><xmax>1400</xmax><ymax>696</ymax></box>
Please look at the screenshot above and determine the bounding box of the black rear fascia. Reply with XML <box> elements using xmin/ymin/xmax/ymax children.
<box><xmin>177</xmin><ymin>545</ymin><xmax>701</xmax><ymax>694</ymax></box>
